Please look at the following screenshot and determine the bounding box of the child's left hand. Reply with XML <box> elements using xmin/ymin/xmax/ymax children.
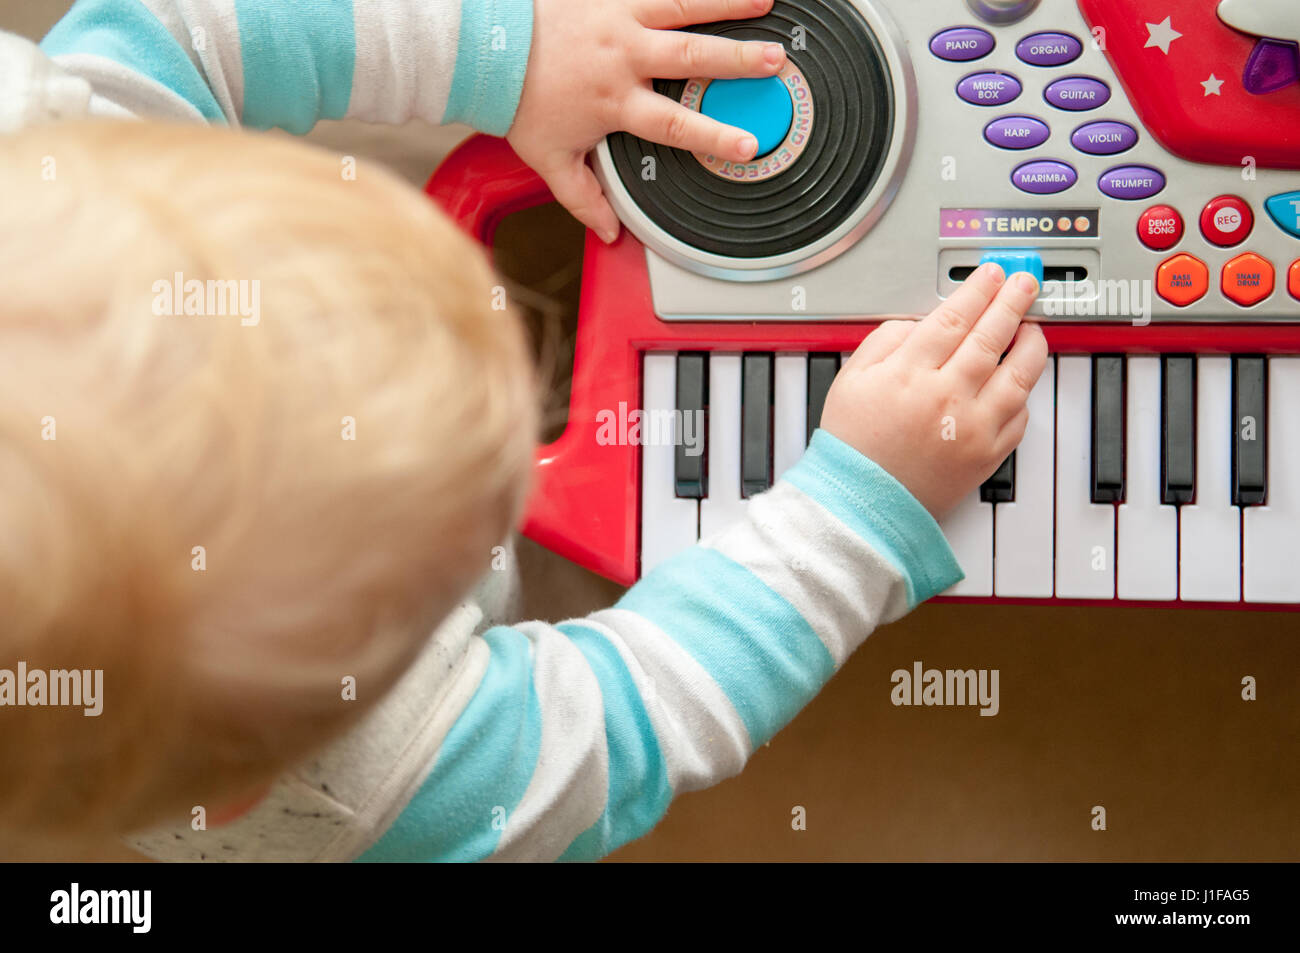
<box><xmin>507</xmin><ymin>0</ymin><xmax>787</xmax><ymax>242</ymax></box>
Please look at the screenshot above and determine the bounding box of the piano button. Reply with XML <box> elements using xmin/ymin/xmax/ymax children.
<box><xmin>641</xmin><ymin>354</ymin><xmax>702</xmax><ymax>574</ymax></box>
<box><xmin>1057</xmin><ymin>356</ymin><xmax>1116</xmax><ymax>598</ymax></box>
<box><xmin>981</xmin><ymin>453</ymin><xmax>1016</xmax><ymax>504</ymax></box>
<box><xmin>1178</xmin><ymin>357</ymin><xmax>1240</xmax><ymax>602</ymax></box>
<box><xmin>941</xmin><ymin>489</ymin><xmax>994</xmax><ymax>596</ymax></box>
<box><xmin>700</xmin><ymin>354</ymin><xmax>748</xmax><ymax>538</ymax></box>
<box><xmin>773</xmin><ymin>353</ymin><xmax>808</xmax><ymax>482</ymax></box>
<box><xmin>806</xmin><ymin>353</ymin><xmax>841</xmax><ymax>445</ymax></box>
<box><xmin>995</xmin><ymin>360</ymin><xmax>1056</xmax><ymax>597</ymax></box>
<box><xmin>1091</xmin><ymin>355</ymin><xmax>1126</xmax><ymax>504</ymax></box>
<box><xmin>1117</xmin><ymin>356</ymin><xmax>1178</xmax><ymax>600</ymax></box>
<box><xmin>741</xmin><ymin>354</ymin><xmax>775</xmax><ymax>498</ymax></box>
<box><xmin>1244</xmin><ymin>358</ymin><xmax>1300</xmax><ymax>603</ymax></box>
<box><xmin>674</xmin><ymin>353</ymin><xmax>707</xmax><ymax>499</ymax></box>
<box><xmin>1232</xmin><ymin>356</ymin><xmax>1268</xmax><ymax>506</ymax></box>
<box><xmin>1161</xmin><ymin>355</ymin><xmax>1196</xmax><ymax>505</ymax></box>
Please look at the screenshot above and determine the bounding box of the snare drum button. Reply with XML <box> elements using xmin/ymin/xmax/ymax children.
<box><xmin>1200</xmin><ymin>195</ymin><xmax>1254</xmax><ymax>247</ymax></box>
<box><xmin>1222</xmin><ymin>254</ymin><xmax>1275</xmax><ymax>307</ymax></box>
<box><xmin>1156</xmin><ymin>253</ymin><xmax>1209</xmax><ymax>307</ymax></box>
<box><xmin>931</xmin><ymin>27</ymin><xmax>996</xmax><ymax>62</ymax></box>
<box><xmin>1137</xmin><ymin>205</ymin><xmax>1184</xmax><ymax>251</ymax></box>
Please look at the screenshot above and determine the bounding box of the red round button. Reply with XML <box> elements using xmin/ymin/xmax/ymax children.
<box><xmin>1200</xmin><ymin>195</ymin><xmax>1254</xmax><ymax>247</ymax></box>
<box><xmin>1137</xmin><ymin>204</ymin><xmax>1184</xmax><ymax>251</ymax></box>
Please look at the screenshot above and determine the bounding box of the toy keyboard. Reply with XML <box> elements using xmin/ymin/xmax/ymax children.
<box><xmin>427</xmin><ymin>0</ymin><xmax>1300</xmax><ymax>607</ymax></box>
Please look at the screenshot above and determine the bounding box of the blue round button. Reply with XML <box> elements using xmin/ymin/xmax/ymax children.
<box><xmin>698</xmin><ymin>76</ymin><xmax>793</xmax><ymax>158</ymax></box>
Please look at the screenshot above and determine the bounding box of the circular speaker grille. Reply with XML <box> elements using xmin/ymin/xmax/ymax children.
<box><xmin>606</xmin><ymin>0</ymin><xmax>896</xmax><ymax>260</ymax></box>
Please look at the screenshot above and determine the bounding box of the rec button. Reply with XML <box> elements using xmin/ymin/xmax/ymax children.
<box><xmin>1137</xmin><ymin>204</ymin><xmax>1184</xmax><ymax>251</ymax></box>
<box><xmin>1200</xmin><ymin>195</ymin><xmax>1254</xmax><ymax>247</ymax></box>
<box><xmin>1222</xmin><ymin>253</ymin><xmax>1275</xmax><ymax>307</ymax></box>
<box><xmin>1156</xmin><ymin>253</ymin><xmax>1209</xmax><ymax>307</ymax></box>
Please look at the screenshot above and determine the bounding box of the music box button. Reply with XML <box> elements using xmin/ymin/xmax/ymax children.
<box><xmin>957</xmin><ymin>71</ymin><xmax>1023</xmax><ymax>106</ymax></box>
<box><xmin>984</xmin><ymin>115</ymin><xmax>1050</xmax><ymax>150</ymax></box>
<box><xmin>1200</xmin><ymin>195</ymin><xmax>1255</xmax><ymax>247</ymax></box>
<box><xmin>1098</xmin><ymin>165</ymin><xmax>1166</xmax><ymax>201</ymax></box>
<box><xmin>1222</xmin><ymin>253</ymin><xmax>1276</xmax><ymax>307</ymax></box>
<box><xmin>1070</xmin><ymin>120</ymin><xmax>1138</xmax><ymax>156</ymax></box>
<box><xmin>1156</xmin><ymin>254</ymin><xmax>1210</xmax><ymax>307</ymax></box>
<box><xmin>1016</xmin><ymin>32</ymin><xmax>1084</xmax><ymax>67</ymax></box>
<box><xmin>1265</xmin><ymin>191</ymin><xmax>1300</xmax><ymax>239</ymax></box>
<box><xmin>1137</xmin><ymin>205</ymin><xmax>1185</xmax><ymax>251</ymax></box>
<box><xmin>1011</xmin><ymin>160</ymin><xmax>1078</xmax><ymax>194</ymax></box>
<box><xmin>930</xmin><ymin>27</ymin><xmax>996</xmax><ymax>62</ymax></box>
<box><xmin>1044</xmin><ymin>76</ymin><xmax>1111</xmax><ymax>111</ymax></box>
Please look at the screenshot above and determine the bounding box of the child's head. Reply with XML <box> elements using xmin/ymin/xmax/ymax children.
<box><xmin>0</xmin><ymin>121</ymin><xmax>537</xmax><ymax>849</ymax></box>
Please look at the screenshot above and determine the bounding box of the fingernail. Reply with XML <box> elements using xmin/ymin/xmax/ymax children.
<box><xmin>738</xmin><ymin>135</ymin><xmax>758</xmax><ymax>159</ymax></box>
<box><xmin>983</xmin><ymin>262</ymin><xmax>1005</xmax><ymax>284</ymax></box>
<box><xmin>764</xmin><ymin>44</ymin><xmax>785</xmax><ymax>68</ymax></box>
<box><xmin>1017</xmin><ymin>272</ymin><xmax>1040</xmax><ymax>294</ymax></box>
<box><xmin>601</xmin><ymin>226</ymin><xmax>619</xmax><ymax>244</ymax></box>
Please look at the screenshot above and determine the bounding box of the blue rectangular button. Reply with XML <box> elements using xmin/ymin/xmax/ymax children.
<box><xmin>979</xmin><ymin>250</ymin><xmax>1044</xmax><ymax>285</ymax></box>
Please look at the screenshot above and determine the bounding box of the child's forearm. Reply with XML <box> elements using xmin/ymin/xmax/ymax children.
<box><xmin>360</xmin><ymin>431</ymin><xmax>962</xmax><ymax>863</ymax></box>
<box><xmin>39</xmin><ymin>0</ymin><xmax>532</xmax><ymax>134</ymax></box>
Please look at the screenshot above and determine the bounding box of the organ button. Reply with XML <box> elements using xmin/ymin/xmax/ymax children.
<box><xmin>930</xmin><ymin>27</ymin><xmax>996</xmax><ymax>62</ymax></box>
<box><xmin>1233</xmin><ymin>356</ymin><xmax>1268</xmax><ymax>507</ymax></box>
<box><xmin>1222</xmin><ymin>253</ymin><xmax>1275</xmax><ymax>307</ymax></box>
<box><xmin>1016</xmin><ymin>32</ymin><xmax>1083</xmax><ymax>67</ymax></box>
<box><xmin>1044</xmin><ymin>76</ymin><xmax>1111</xmax><ymax>110</ymax></box>
<box><xmin>1200</xmin><ymin>195</ymin><xmax>1254</xmax><ymax>247</ymax></box>
<box><xmin>1156</xmin><ymin>253</ymin><xmax>1210</xmax><ymax>307</ymax></box>
<box><xmin>674</xmin><ymin>353</ymin><xmax>708</xmax><ymax>499</ymax></box>
<box><xmin>1098</xmin><ymin>165</ymin><xmax>1166</xmax><ymax>200</ymax></box>
<box><xmin>957</xmin><ymin>71</ymin><xmax>1023</xmax><ymax>106</ymax></box>
<box><xmin>1137</xmin><ymin>204</ymin><xmax>1184</xmax><ymax>251</ymax></box>
<box><xmin>741</xmin><ymin>353</ymin><xmax>774</xmax><ymax>498</ymax></box>
<box><xmin>1091</xmin><ymin>355</ymin><xmax>1126</xmax><ymax>504</ymax></box>
<box><xmin>1011</xmin><ymin>159</ymin><xmax>1077</xmax><ymax>194</ymax></box>
<box><xmin>1161</xmin><ymin>356</ymin><xmax>1196</xmax><ymax>505</ymax></box>
<box><xmin>984</xmin><ymin>115</ymin><xmax>1051</xmax><ymax>150</ymax></box>
<box><xmin>805</xmin><ymin>353</ymin><xmax>840</xmax><ymax>445</ymax></box>
<box><xmin>1070</xmin><ymin>120</ymin><xmax>1138</xmax><ymax>156</ymax></box>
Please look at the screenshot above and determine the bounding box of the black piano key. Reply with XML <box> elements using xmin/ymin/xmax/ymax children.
<box><xmin>1232</xmin><ymin>356</ymin><xmax>1268</xmax><ymax>507</ymax></box>
<box><xmin>981</xmin><ymin>452</ymin><xmax>1016</xmax><ymax>504</ymax></box>
<box><xmin>673</xmin><ymin>352</ymin><xmax>707</xmax><ymax>499</ymax></box>
<box><xmin>806</xmin><ymin>353</ymin><xmax>841</xmax><ymax>445</ymax></box>
<box><xmin>1161</xmin><ymin>355</ymin><xmax>1196</xmax><ymax>505</ymax></box>
<box><xmin>1091</xmin><ymin>355</ymin><xmax>1126</xmax><ymax>504</ymax></box>
<box><xmin>741</xmin><ymin>353</ymin><xmax>774</xmax><ymax>498</ymax></box>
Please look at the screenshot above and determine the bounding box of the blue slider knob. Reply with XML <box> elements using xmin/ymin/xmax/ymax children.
<box><xmin>979</xmin><ymin>250</ymin><xmax>1044</xmax><ymax>286</ymax></box>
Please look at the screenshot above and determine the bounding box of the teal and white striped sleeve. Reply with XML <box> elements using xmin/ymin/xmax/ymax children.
<box><xmin>357</xmin><ymin>430</ymin><xmax>964</xmax><ymax>862</ymax></box>
<box><xmin>39</xmin><ymin>0</ymin><xmax>533</xmax><ymax>135</ymax></box>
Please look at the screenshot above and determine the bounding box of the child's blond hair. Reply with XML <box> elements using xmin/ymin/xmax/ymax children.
<box><xmin>0</xmin><ymin>121</ymin><xmax>536</xmax><ymax>847</ymax></box>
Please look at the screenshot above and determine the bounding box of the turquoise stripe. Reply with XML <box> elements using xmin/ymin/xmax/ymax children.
<box><xmin>783</xmin><ymin>430</ymin><xmax>963</xmax><ymax>607</ymax></box>
<box><xmin>234</xmin><ymin>0</ymin><xmax>355</xmax><ymax>133</ymax></box>
<box><xmin>616</xmin><ymin>548</ymin><xmax>835</xmax><ymax>748</ymax></box>
<box><xmin>41</xmin><ymin>0</ymin><xmax>224</xmax><ymax>122</ymax></box>
<box><xmin>356</xmin><ymin>627</ymin><xmax>541</xmax><ymax>863</ymax></box>
<box><xmin>553</xmin><ymin>623</ymin><xmax>672</xmax><ymax>862</ymax></box>
<box><xmin>445</xmin><ymin>0</ymin><xmax>533</xmax><ymax>135</ymax></box>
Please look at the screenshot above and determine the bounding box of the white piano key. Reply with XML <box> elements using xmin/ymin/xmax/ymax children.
<box><xmin>1117</xmin><ymin>357</ymin><xmax>1178</xmax><ymax>600</ymax></box>
<box><xmin>1055</xmin><ymin>356</ymin><xmax>1116</xmax><ymax>599</ymax></box>
<box><xmin>995</xmin><ymin>360</ymin><xmax>1056</xmax><ymax>598</ymax></box>
<box><xmin>1179</xmin><ymin>357</ymin><xmax>1241</xmax><ymax>602</ymax></box>
<box><xmin>773</xmin><ymin>353</ymin><xmax>808</xmax><ymax>482</ymax></box>
<box><xmin>1244</xmin><ymin>358</ymin><xmax>1300</xmax><ymax>603</ymax></box>
<box><xmin>941</xmin><ymin>490</ymin><xmax>993</xmax><ymax>596</ymax></box>
<box><xmin>700</xmin><ymin>353</ymin><xmax>748</xmax><ymax>539</ymax></box>
<box><xmin>640</xmin><ymin>353</ymin><xmax>700</xmax><ymax>574</ymax></box>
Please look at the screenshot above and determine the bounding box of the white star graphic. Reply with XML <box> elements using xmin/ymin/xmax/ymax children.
<box><xmin>1202</xmin><ymin>73</ymin><xmax>1225</xmax><ymax>95</ymax></box>
<box><xmin>1144</xmin><ymin>16</ymin><xmax>1183</xmax><ymax>55</ymax></box>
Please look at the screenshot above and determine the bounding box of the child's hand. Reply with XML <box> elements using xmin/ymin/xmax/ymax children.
<box><xmin>820</xmin><ymin>264</ymin><xmax>1049</xmax><ymax>522</ymax></box>
<box><xmin>507</xmin><ymin>0</ymin><xmax>787</xmax><ymax>242</ymax></box>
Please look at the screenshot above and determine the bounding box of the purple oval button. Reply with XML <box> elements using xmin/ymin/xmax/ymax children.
<box><xmin>930</xmin><ymin>27</ymin><xmax>996</xmax><ymax>62</ymax></box>
<box><xmin>1044</xmin><ymin>76</ymin><xmax>1111</xmax><ymax>111</ymax></box>
<box><xmin>1071</xmin><ymin>120</ymin><xmax>1138</xmax><ymax>155</ymax></box>
<box><xmin>985</xmin><ymin>115</ymin><xmax>1051</xmax><ymax>150</ymax></box>
<box><xmin>957</xmin><ymin>71</ymin><xmax>1023</xmax><ymax>106</ymax></box>
<box><xmin>1098</xmin><ymin>165</ymin><xmax>1166</xmax><ymax>200</ymax></box>
<box><xmin>1012</xmin><ymin>160</ymin><xmax>1078</xmax><ymax>194</ymax></box>
<box><xmin>1016</xmin><ymin>32</ymin><xmax>1083</xmax><ymax>67</ymax></box>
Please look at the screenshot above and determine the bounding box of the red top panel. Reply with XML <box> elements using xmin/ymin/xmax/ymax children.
<box><xmin>1077</xmin><ymin>0</ymin><xmax>1300</xmax><ymax>168</ymax></box>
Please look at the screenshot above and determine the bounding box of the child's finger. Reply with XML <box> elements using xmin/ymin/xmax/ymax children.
<box><xmin>634</xmin><ymin>32</ymin><xmax>785</xmax><ymax>81</ymax></box>
<box><xmin>623</xmin><ymin>88</ymin><xmax>759</xmax><ymax>161</ymax></box>
<box><xmin>636</xmin><ymin>0</ymin><xmax>773</xmax><ymax>30</ymax></box>
<box><xmin>843</xmin><ymin>320</ymin><xmax>915</xmax><ymax>369</ymax></box>
<box><xmin>895</xmin><ymin>262</ymin><xmax>1005</xmax><ymax>368</ymax></box>
<box><xmin>944</xmin><ymin>271</ymin><xmax>1039</xmax><ymax>390</ymax></box>
<box><xmin>977</xmin><ymin>321</ymin><xmax>1048</xmax><ymax>423</ymax></box>
<box><xmin>542</xmin><ymin>157</ymin><xmax>621</xmax><ymax>244</ymax></box>
<box><xmin>993</xmin><ymin>406</ymin><xmax>1031</xmax><ymax>461</ymax></box>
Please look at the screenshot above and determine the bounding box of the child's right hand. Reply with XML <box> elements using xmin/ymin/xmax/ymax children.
<box><xmin>819</xmin><ymin>263</ymin><xmax>1049</xmax><ymax>522</ymax></box>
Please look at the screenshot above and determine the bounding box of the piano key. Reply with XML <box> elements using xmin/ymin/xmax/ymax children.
<box><xmin>1178</xmin><ymin>356</ymin><xmax>1240</xmax><ymax>602</ymax></box>
<box><xmin>806</xmin><ymin>353</ymin><xmax>840</xmax><ymax>445</ymax></box>
<box><xmin>741</xmin><ymin>354</ymin><xmax>774</xmax><ymax>498</ymax></box>
<box><xmin>995</xmin><ymin>359</ymin><xmax>1055</xmax><ymax>598</ymax></box>
<box><xmin>1091</xmin><ymin>355</ymin><xmax>1126</xmax><ymax>504</ymax></box>
<box><xmin>1232</xmin><ymin>356</ymin><xmax>1267</xmax><ymax>506</ymax></box>
<box><xmin>981</xmin><ymin>453</ymin><xmax>1015</xmax><ymax>504</ymax></box>
<box><xmin>674</xmin><ymin>353</ymin><xmax>707</xmax><ymax>499</ymax></box>
<box><xmin>1161</xmin><ymin>356</ymin><xmax>1196</xmax><ymax>505</ymax></box>
<box><xmin>1057</xmin><ymin>356</ymin><xmax>1116</xmax><ymax>599</ymax></box>
<box><xmin>641</xmin><ymin>353</ymin><xmax>701</xmax><ymax>574</ymax></box>
<box><xmin>1117</xmin><ymin>356</ymin><xmax>1178</xmax><ymax>600</ymax></box>
<box><xmin>700</xmin><ymin>354</ymin><xmax>748</xmax><ymax>538</ymax></box>
<box><xmin>941</xmin><ymin>489</ymin><xmax>993</xmax><ymax>596</ymax></box>
<box><xmin>1244</xmin><ymin>358</ymin><xmax>1300</xmax><ymax>603</ymax></box>
<box><xmin>773</xmin><ymin>353</ymin><xmax>808</xmax><ymax>481</ymax></box>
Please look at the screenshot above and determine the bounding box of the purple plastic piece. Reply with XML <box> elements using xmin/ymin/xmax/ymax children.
<box><xmin>957</xmin><ymin>72</ymin><xmax>1023</xmax><ymax>106</ymax></box>
<box><xmin>930</xmin><ymin>27</ymin><xmax>996</xmax><ymax>62</ymax></box>
<box><xmin>1012</xmin><ymin>160</ymin><xmax>1078</xmax><ymax>194</ymax></box>
<box><xmin>1098</xmin><ymin>166</ymin><xmax>1166</xmax><ymax>201</ymax></box>
<box><xmin>985</xmin><ymin>115</ymin><xmax>1051</xmax><ymax>149</ymax></box>
<box><xmin>1044</xmin><ymin>76</ymin><xmax>1111</xmax><ymax>111</ymax></box>
<box><xmin>1016</xmin><ymin>32</ymin><xmax>1083</xmax><ymax>67</ymax></box>
<box><xmin>1242</xmin><ymin>38</ymin><xmax>1300</xmax><ymax>96</ymax></box>
<box><xmin>1071</xmin><ymin>121</ymin><xmax>1138</xmax><ymax>155</ymax></box>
